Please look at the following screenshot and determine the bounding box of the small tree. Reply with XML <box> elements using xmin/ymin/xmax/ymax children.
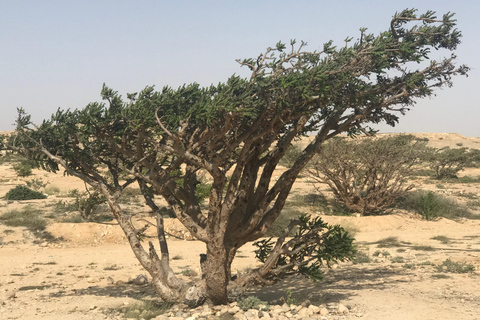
<box><xmin>308</xmin><ymin>135</ymin><xmax>428</xmax><ymax>215</ymax></box>
<box><xmin>4</xmin><ymin>9</ymin><xmax>468</xmax><ymax>305</ymax></box>
<box><xmin>13</xmin><ymin>160</ymin><xmax>34</xmax><ymax>177</ymax></box>
<box><xmin>427</xmin><ymin>147</ymin><xmax>479</xmax><ymax>179</ymax></box>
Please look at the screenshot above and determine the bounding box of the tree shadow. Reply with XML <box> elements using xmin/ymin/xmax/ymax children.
<box><xmin>49</xmin><ymin>283</ymin><xmax>157</xmax><ymax>301</ymax></box>
<box><xmin>247</xmin><ymin>264</ymin><xmax>409</xmax><ymax>305</ymax></box>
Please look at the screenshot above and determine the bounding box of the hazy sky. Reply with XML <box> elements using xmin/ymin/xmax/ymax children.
<box><xmin>1</xmin><ymin>1</ymin><xmax>479</xmax><ymax>136</ymax></box>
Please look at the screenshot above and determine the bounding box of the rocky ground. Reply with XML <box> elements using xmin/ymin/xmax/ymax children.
<box><xmin>1</xmin><ymin>133</ymin><xmax>480</xmax><ymax>320</ymax></box>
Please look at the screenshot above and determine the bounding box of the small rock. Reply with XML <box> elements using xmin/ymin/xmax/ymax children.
<box><xmin>338</xmin><ymin>303</ymin><xmax>349</xmax><ymax>314</ymax></box>
<box><xmin>87</xmin><ymin>278</ymin><xmax>99</xmax><ymax>283</ymax></box>
<box><xmin>6</xmin><ymin>290</ymin><xmax>16</xmax><ymax>300</ymax></box>
<box><xmin>301</xmin><ymin>299</ymin><xmax>311</xmax><ymax>307</ymax></box>
<box><xmin>298</xmin><ymin>308</ymin><xmax>310</xmax><ymax>318</ymax></box>
<box><xmin>131</xmin><ymin>274</ymin><xmax>148</xmax><ymax>285</ymax></box>
<box><xmin>228</xmin><ymin>306</ymin><xmax>240</xmax><ymax>314</ymax></box>
<box><xmin>308</xmin><ymin>305</ymin><xmax>320</xmax><ymax>314</ymax></box>
<box><xmin>234</xmin><ymin>311</ymin><xmax>247</xmax><ymax>320</ymax></box>
<box><xmin>281</xmin><ymin>303</ymin><xmax>290</xmax><ymax>312</ymax></box>
<box><xmin>320</xmin><ymin>307</ymin><xmax>329</xmax><ymax>316</ymax></box>
<box><xmin>244</xmin><ymin>309</ymin><xmax>259</xmax><ymax>319</ymax></box>
<box><xmin>107</xmin><ymin>277</ymin><xmax>114</xmax><ymax>285</ymax></box>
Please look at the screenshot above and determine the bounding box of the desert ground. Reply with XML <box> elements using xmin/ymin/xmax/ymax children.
<box><xmin>1</xmin><ymin>133</ymin><xmax>480</xmax><ymax>320</ymax></box>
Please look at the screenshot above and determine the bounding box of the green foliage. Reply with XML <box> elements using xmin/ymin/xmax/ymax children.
<box><xmin>13</xmin><ymin>160</ymin><xmax>33</xmax><ymax>177</ymax></box>
<box><xmin>287</xmin><ymin>194</ymin><xmax>353</xmax><ymax>216</ymax></box>
<box><xmin>279</xmin><ymin>144</ymin><xmax>303</xmax><ymax>168</ymax></box>
<box><xmin>117</xmin><ymin>187</ymin><xmax>142</xmax><ymax>204</ymax></box>
<box><xmin>254</xmin><ymin>215</ymin><xmax>356</xmax><ymax>282</ymax></box>
<box><xmin>3</xmin><ymin>9</ymin><xmax>470</xmax><ymax>304</ymax></box>
<box><xmin>44</xmin><ymin>185</ymin><xmax>61</xmax><ymax>195</ymax></box>
<box><xmin>413</xmin><ymin>191</ymin><xmax>438</xmax><ymax>221</ymax></box>
<box><xmin>25</xmin><ymin>178</ymin><xmax>48</xmax><ymax>191</ymax></box>
<box><xmin>391</xmin><ymin>256</ymin><xmax>405</xmax><ymax>263</ymax></box>
<box><xmin>373</xmin><ymin>250</ymin><xmax>390</xmax><ymax>257</ymax></box>
<box><xmin>60</xmin><ymin>214</ymin><xmax>84</xmax><ymax>223</ymax></box>
<box><xmin>284</xmin><ymin>289</ymin><xmax>297</xmax><ymax>306</ymax></box>
<box><xmin>0</xmin><ymin>152</ymin><xmax>23</xmax><ymax>165</ymax></box>
<box><xmin>265</xmin><ymin>208</ymin><xmax>302</xmax><ymax>237</ymax></box>
<box><xmin>4</xmin><ymin>185</ymin><xmax>47</xmax><ymax>200</ymax></box>
<box><xmin>426</xmin><ymin>147</ymin><xmax>479</xmax><ymax>179</ymax></box>
<box><xmin>455</xmin><ymin>175</ymin><xmax>480</xmax><ymax>184</ymax></box>
<box><xmin>237</xmin><ymin>296</ymin><xmax>269</xmax><ymax>311</ymax></box>
<box><xmin>121</xmin><ymin>300</ymin><xmax>172</xmax><ymax>320</ymax></box>
<box><xmin>52</xmin><ymin>200</ymin><xmax>79</xmax><ymax>214</ymax></box>
<box><xmin>353</xmin><ymin>251</ymin><xmax>371</xmax><ymax>264</ymax></box>
<box><xmin>73</xmin><ymin>191</ymin><xmax>112</xmax><ymax>221</ymax></box>
<box><xmin>467</xmin><ymin>200</ymin><xmax>480</xmax><ymax>209</ymax></box>
<box><xmin>0</xmin><ymin>206</ymin><xmax>47</xmax><ymax>231</ymax></box>
<box><xmin>397</xmin><ymin>190</ymin><xmax>475</xmax><ymax>220</ymax></box>
<box><xmin>195</xmin><ymin>181</ymin><xmax>212</xmax><ymax>204</ymax></box>
<box><xmin>436</xmin><ymin>259</ymin><xmax>475</xmax><ymax>273</ymax></box>
<box><xmin>309</xmin><ymin>135</ymin><xmax>428</xmax><ymax>215</ymax></box>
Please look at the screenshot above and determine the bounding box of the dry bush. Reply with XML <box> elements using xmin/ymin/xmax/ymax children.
<box><xmin>308</xmin><ymin>135</ymin><xmax>427</xmax><ymax>215</ymax></box>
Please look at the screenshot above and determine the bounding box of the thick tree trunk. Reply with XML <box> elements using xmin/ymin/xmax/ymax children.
<box><xmin>204</xmin><ymin>241</ymin><xmax>236</xmax><ymax>305</ymax></box>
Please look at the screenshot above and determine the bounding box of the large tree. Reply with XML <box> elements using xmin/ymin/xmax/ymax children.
<box><xmin>5</xmin><ymin>9</ymin><xmax>468</xmax><ymax>305</ymax></box>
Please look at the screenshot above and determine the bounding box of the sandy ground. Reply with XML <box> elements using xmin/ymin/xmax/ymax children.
<box><xmin>1</xmin><ymin>133</ymin><xmax>480</xmax><ymax>320</ymax></box>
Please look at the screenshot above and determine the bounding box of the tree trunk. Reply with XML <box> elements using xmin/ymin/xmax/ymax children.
<box><xmin>204</xmin><ymin>241</ymin><xmax>236</xmax><ymax>305</ymax></box>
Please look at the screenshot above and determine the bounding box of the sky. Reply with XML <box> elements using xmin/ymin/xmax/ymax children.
<box><xmin>1</xmin><ymin>0</ymin><xmax>479</xmax><ymax>136</ymax></box>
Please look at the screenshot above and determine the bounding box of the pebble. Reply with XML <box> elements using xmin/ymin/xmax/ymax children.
<box><xmin>148</xmin><ymin>301</ymin><xmax>355</xmax><ymax>320</ymax></box>
<box><xmin>338</xmin><ymin>303</ymin><xmax>349</xmax><ymax>314</ymax></box>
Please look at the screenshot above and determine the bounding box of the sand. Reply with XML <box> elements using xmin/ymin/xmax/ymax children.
<box><xmin>1</xmin><ymin>133</ymin><xmax>479</xmax><ymax>319</ymax></box>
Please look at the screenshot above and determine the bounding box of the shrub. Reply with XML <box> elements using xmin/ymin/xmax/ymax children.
<box><xmin>436</xmin><ymin>259</ymin><xmax>475</xmax><ymax>273</ymax></box>
<box><xmin>4</xmin><ymin>185</ymin><xmax>47</xmax><ymax>200</ymax></box>
<box><xmin>52</xmin><ymin>200</ymin><xmax>78</xmax><ymax>214</ymax></box>
<box><xmin>397</xmin><ymin>190</ymin><xmax>475</xmax><ymax>220</ymax></box>
<box><xmin>375</xmin><ymin>236</ymin><xmax>402</xmax><ymax>248</ymax></box>
<box><xmin>12</xmin><ymin>160</ymin><xmax>34</xmax><ymax>177</ymax></box>
<box><xmin>44</xmin><ymin>185</ymin><xmax>61</xmax><ymax>195</ymax></box>
<box><xmin>238</xmin><ymin>296</ymin><xmax>269</xmax><ymax>311</ymax></box>
<box><xmin>25</xmin><ymin>178</ymin><xmax>48</xmax><ymax>191</ymax></box>
<box><xmin>308</xmin><ymin>135</ymin><xmax>428</xmax><ymax>215</ymax></box>
<box><xmin>60</xmin><ymin>214</ymin><xmax>84</xmax><ymax>223</ymax></box>
<box><xmin>279</xmin><ymin>144</ymin><xmax>303</xmax><ymax>168</ymax></box>
<box><xmin>121</xmin><ymin>300</ymin><xmax>171</xmax><ymax>320</ymax></box>
<box><xmin>73</xmin><ymin>191</ymin><xmax>112</xmax><ymax>222</ymax></box>
<box><xmin>412</xmin><ymin>245</ymin><xmax>436</xmax><ymax>251</ymax></box>
<box><xmin>431</xmin><ymin>235</ymin><xmax>452</xmax><ymax>244</ymax></box>
<box><xmin>266</xmin><ymin>208</ymin><xmax>302</xmax><ymax>237</ymax></box>
<box><xmin>353</xmin><ymin>251</ymin><xmax>371</xmax><ymax>264</ymax></box>
<box><xmin>373</xmin><ymin>250</ymin><xmax>390</xmax><ymax>257</ymax></box>
<box><xmin>118</xmin><ymin>187</ymin><xmax>142</xmax><ymax>204</ymax></box>
<box><xmin>426</xmin><ymin>147</ymin><xmax>479</xmax><ymax>179</ymax></box>
<box><xmin>391</xmin><ymin>256</ymin><xmax>405</xmax><ymax>263</ymax></box>
<box><xmin>287</xmin><ymin>194</ymin><xmax>353</xmax><ymax>216</ymax></box>
<box><xmin>0</xmin><ymin>206</ymin><xmax>47</xmax><ymax>231</ymax></box>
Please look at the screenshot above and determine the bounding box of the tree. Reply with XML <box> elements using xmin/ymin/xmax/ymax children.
<box><xmin>308</xmin><ymin>135</ymin><xmax>428</xmax><ymax>215</ymax></box>
<box><xmin>4</xmin><ymin>9</ymin><xmax>468</xmax><ymax>305</ymax></box>
<box><xmin>427</xmin><ymin>147</ymin><xmax>479</xmax><ymax>179</ymax></box>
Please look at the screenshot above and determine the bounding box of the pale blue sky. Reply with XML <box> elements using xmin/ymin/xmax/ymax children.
<box><xmin>1</xmin><ymin>1</ymin><xmax>479</xmax><ymax>136</ymax></box>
